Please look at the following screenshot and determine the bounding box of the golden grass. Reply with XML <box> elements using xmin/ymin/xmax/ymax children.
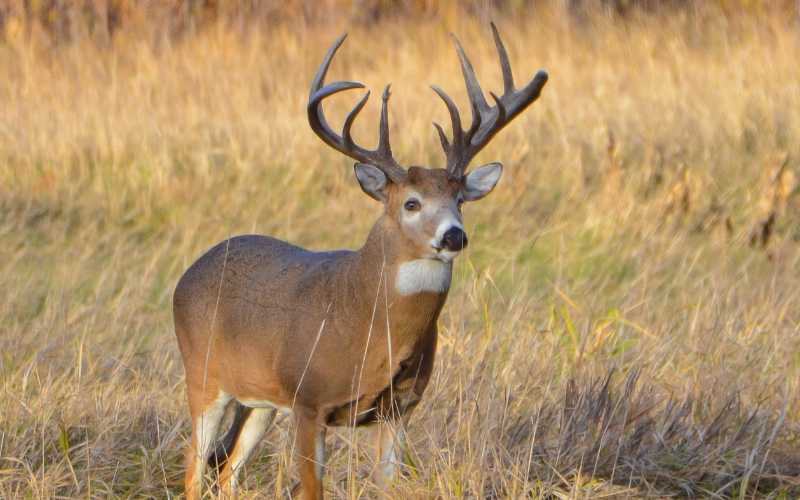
<box><xmin>1</xmin><ymin>4</ymin><xmax>800</xmax><ymax>498</ymax></box>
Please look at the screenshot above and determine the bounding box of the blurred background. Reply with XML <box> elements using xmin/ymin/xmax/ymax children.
<box><xmin>1</xmin><ymin>1</ymin><xmax>799</xmax><ymax>498</ymax></box>
<box><xmin>1</xmin><ymin>1</ymin><xmax>800</xmax><ymax>40</ymax></box>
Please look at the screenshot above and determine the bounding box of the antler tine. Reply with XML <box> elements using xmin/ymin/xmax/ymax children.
<box><xmin>431</xmin><ymin>86</ymin><xmax>463</xmax><ymax>142</ymax></box>
<box><xmin>431</xmin><ymin>85</ymin><xmax>464</xmax><ymax>170</ymax></box>
<box><xmin>378</xmin><ymin>85</ymin><xmax>393</xmax><ymax>156</ymax></box>
<box><xmin>432</xmin><ymin>122</ymin><xmax>450</xmax><ymax>151</ymax></box>
<box><xmin>435</xmin><ymin>23</ymin><xmax>549</xmax><ymax>178</ymax></box>
<box><xmin>342</xmin><ymin>90</ymin><xmax>370</xmax><ymax>148</ymax></box>
<box><xmin>490</xmin><ymin>22</ymin><xmax>515</xmax><ymax>95</ymax></box>
<box><xmin>451</xmin><ymin>34</ymin><xmax>489</xmax><ymax>136</ymax></box>
<box><xmin>308</xmin><ymin>34</ymin><xmax>406</xmax><ymax>182</ymax></box>
<box><xmin>310</xmin><ymin>34</ymin><xmax>347</xmax><ymax>97</ymax></box>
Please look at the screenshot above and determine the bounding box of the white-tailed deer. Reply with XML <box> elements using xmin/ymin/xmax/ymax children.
<box><xmin>173</xmin><ymin>23</ymin><xmax>547</xmax><ymax>499</ymax></box>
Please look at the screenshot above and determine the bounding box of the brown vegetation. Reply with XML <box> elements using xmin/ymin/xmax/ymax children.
<box><xmin>1</xmin><ymin>1</ymin><xmax>799</xmax><ymax>498</ymax></box>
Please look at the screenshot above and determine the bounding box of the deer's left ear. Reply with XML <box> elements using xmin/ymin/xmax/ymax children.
<box><xmin>463</xmin><ymin>162</ymin><xmax>503</xmax><ymax>201</ymax></box>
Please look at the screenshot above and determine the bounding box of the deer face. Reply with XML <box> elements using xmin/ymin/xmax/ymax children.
<box><xmin>354</xmin><ymin>163</ymin><xmax>502</xmax><ymax>262</ymax></box>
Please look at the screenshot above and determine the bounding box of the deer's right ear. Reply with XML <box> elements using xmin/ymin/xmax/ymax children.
<box><xmin>354</xmin><ymin>163</ymin><xmax>389</xmax><ymax>202</ymax></box>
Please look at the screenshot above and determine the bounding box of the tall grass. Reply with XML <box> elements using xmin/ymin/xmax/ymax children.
<box><xmin>1</xmin><ymin>3</ymin><xmax>799</xmax><ymax>498</ymax></box>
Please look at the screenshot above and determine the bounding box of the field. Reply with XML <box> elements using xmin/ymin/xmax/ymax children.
<box><xmin>2</xmin><ymin>2</ymin><xmax>800</xmax><ymax>498</ymax></box>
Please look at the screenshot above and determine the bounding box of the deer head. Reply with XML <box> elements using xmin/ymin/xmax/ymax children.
<box><xmin>308</xmin><ymin>23</ymin><xmax>548</xmax><ymax>263</ymax></box>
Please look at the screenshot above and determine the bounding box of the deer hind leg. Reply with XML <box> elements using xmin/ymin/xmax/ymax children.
<box><xmin>291</xmin><ymin>412</ymin><xmax>327</xmax><ymax>500</ymax></box>
<box><xmin>208</xmin><ymin>403</ymin><xmax>252</xmax><ymax>473</ymax></box>
<box><xmin>185</xmin><ymin>390</ymin><xmax>231</xmax><ymax>500</ymax></box>
<box><xmin>218</xmin><ymin>406</ymin><xmax>277</xmax><ymax>497</ymax></box>
<box><xmin>372</xmin><ymin>420</ymin><xmax>406</xmax><ymax>487</ymax></box>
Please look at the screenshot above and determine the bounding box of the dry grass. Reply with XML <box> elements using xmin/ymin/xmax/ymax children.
<box><xmin>2</xmin><ymin>3</ymin><xmax>800</xmax><ymax>498</ymax></box>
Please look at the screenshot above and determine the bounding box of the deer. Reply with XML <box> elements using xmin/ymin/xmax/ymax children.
<box><xmin>173</xmin><ymin>23</ymin><xmax>547</xmax><ymax>499</ymax></box>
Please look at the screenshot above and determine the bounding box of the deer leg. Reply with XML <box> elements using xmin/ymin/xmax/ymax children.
<box><xmin>292</xmin><ymin>412</ymin><xmax>327</xmax><ymax>500</ymax></box>
<box><xmin>209</xmin><ymin>403</ymin><xmax>252</xmax><ymax>474</ymax></box>
<box><xmin>372</xmin><ymin>420</ymin><xmax>406</xmax><ymax>487</ymax></box>
<box><xmin>219</xmin><ymin>407</ymin><xmax>277</xmax><ymax>497</ymax></box>
<box><xmin>185</xmin><ymin>390</ymin><xmax>231</xmax><ymax>500</ymax></box>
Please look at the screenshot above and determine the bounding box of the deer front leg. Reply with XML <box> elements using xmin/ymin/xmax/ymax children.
<box><xmin>293</xmin><ymin>412</ymin><xmax>327</xmax><ymax>500</ymax></box>
<box><xmin>373</xmin><ymin>331</ymin><xmax>434</xmax><ymax>487</ymax></box>
<box><xmin>372</xmin><ymin>420</ymin><xmax>406</xmax><ymax>487</ymax></box>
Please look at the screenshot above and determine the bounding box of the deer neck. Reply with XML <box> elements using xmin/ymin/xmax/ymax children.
<box><xmin>350</xmin><ymin>215</ymin><xmax>452</xmax><ymax>307</ymax></box>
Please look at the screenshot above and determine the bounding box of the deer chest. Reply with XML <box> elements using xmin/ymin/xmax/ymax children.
<box><xmin>324</xmin><ymin>352</ymin><xmax>429</xmax><ymax>427</ymax></box>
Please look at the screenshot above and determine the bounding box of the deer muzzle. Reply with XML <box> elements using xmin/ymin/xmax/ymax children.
<box><xmin>441</xmin><ymin>226</ymin><xmax>469</xmax><ymax>252</ymax></box>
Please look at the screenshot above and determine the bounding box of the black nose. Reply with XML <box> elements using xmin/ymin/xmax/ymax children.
<box><xmin>441</xmin><ymin>227</ymin><xmax>468</xmax><ymax>252</ymax></box>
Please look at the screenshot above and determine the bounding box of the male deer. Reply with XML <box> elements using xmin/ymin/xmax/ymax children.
<box><xmin>173</xmin><ymin>23</ymin><xmax>547</xmax><ymax>499</ymax></box>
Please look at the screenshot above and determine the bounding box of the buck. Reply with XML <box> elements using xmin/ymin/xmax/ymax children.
<box><xmin>173</xmin><ymin>23</ymin><xmax>547</xmax><ymax>499</ymax></box>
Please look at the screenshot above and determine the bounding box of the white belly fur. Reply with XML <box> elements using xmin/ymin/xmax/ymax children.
<box><xmin>395</xmin><ymin>259</ymin><xmax>452</xmax><ymax>296</ymax></box>
<box><xmin>239</xmin><ymin>399</ymin><xmax>292</xmax><ymax>413</ymax></box>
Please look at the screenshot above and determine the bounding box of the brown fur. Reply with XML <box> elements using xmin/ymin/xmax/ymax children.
<box><xmin>175</xmin><ymin>170</ymin><xmax>457</xmax><ymax>499</ymax></box>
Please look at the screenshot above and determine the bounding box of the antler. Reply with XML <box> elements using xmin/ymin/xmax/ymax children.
<box><xmin>433</xmin><ymin>23</ymin><xmax>549</xmax><ymax>179</ymax></box>
<box><xmin>308</xmin><ymin>34</ymin><xmax>407</xmax><ymax>183</ymax></box>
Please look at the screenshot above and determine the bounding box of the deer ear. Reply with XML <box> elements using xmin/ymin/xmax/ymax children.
<box><xmin>354</xmin><ymin>163</ymin><xmax>389</xmax><ymax>202</ymax></box>
<box><xmin>463</xmin><ymin>162</ymin><xmax>503</xmax><ymax>201</ymax></box>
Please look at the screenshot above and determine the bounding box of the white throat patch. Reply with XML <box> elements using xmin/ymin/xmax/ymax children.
<box><xmin>395</xmin><ymin>259</ymin><xmax>452</xmax><ymax>296</ymax></box>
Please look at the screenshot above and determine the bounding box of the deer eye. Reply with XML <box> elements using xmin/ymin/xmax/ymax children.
<box><xmin>404</xmin><ymin>199</ymin><xmax>421</xmax><ymax>212</ymax></box>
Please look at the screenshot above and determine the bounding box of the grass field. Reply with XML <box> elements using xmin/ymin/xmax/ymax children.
<box><xmin>1</xmin><ymin>3</ymin><xmax>800</xmax><ymax>498</ymax></box>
